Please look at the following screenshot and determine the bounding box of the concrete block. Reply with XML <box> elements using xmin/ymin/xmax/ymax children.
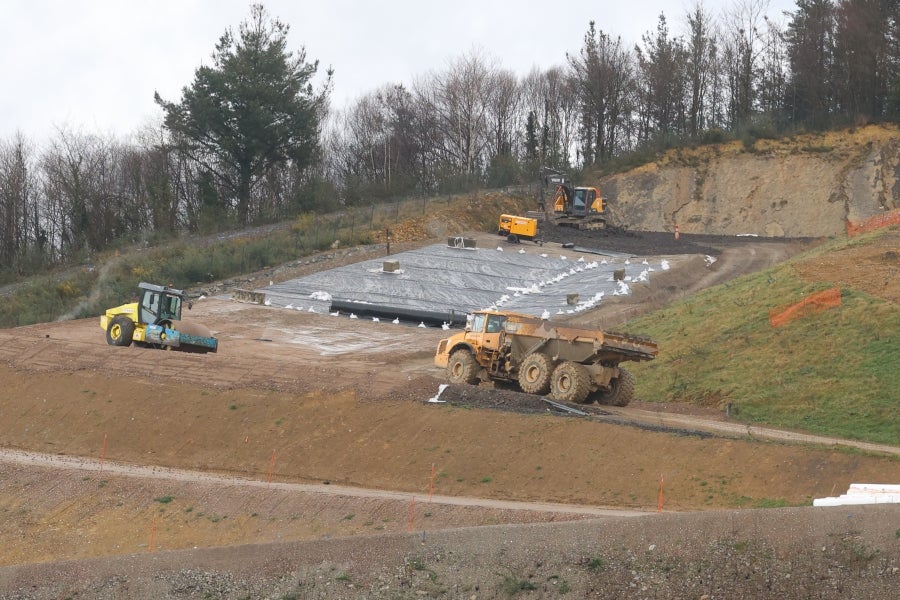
<box><xmin>233</xmin><ymin>289</ymin><xmax>266</xmax><ymax>304</ymax></box>
<box><xmin>447</xmin><ymin>236</ymin><xmax>477</xmax><ymax>249</ymax></box>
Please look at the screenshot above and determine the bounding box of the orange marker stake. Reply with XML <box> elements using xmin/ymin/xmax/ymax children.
<box><xmin>267</xmin><ymin>450</ymin><xmax>276</xmax><ymax>487</ymax></box>
<box><xmin>99</xmin><ymin>433</ymin><xmax>108</xmax><ymax>474</ymax></box>
<box><xmin>657</xmin><ymin>474</ymin><xmax>665</xmax><ymax>513</ymax></box>
<box><xmin>408</xmin><ymin>497</ymin><xmax>416</xmax><ymax>532</ymax></box>
<box><xmin>429</xmin><ymin>463</ymin><xmax>436</xmax><ymax>502</ymax></box>
<box><xmin>149</xmin><ymin>516</ymin><xmax>157</xmax><ymax>552</ymax></box>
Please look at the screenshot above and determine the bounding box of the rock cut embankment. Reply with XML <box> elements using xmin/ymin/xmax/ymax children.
<box><xmin>603</xmin><ymin>124</ymin><xmax>899</xmax><ymax>237</ymax></box>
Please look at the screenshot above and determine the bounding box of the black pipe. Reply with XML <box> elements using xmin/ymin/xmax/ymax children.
<box><xmin>329</xmin><ymin>299</ymin><xmax>467</xmax><ymax>327</ymax></box>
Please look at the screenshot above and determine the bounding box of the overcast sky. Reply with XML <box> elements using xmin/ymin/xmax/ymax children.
<box><xmin>1</xmin><ymin>0</ymin><xmax>797</xmax><ymax>144</ymax></box>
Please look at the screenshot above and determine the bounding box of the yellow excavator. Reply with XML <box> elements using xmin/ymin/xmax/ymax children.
<box><xmin>100</xmin><ymin>282</ymin><xmax>218</xmax><ymax>352</ymax></box>
<box><xmin>540</xmin><ymin>166</ymin><xmax>608</xmax><ymax>230</ymax></box>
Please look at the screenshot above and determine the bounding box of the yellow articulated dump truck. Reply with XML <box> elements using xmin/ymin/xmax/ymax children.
<box><xmin>100</xmin><ymin>282</ymin><xmax>218</xmax><ymax>353</ymax></box>
<box><xmin>435</xmin><ymin>310</ymin><xmax>657</xmax><ymax>406</ymax></box>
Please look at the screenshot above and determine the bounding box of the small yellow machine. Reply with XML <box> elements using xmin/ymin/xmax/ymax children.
<box><xmin>100</xmin><ymin>282</ymin><xmax>218</xmax><ymax>352</ymax></box>
<box><xmin>498</xmin><ymin>214</ymin><xmax>540</xmax><ymax>242</ymax></box>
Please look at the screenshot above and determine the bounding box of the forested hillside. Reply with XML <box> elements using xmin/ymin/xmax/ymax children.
<box><xmin>1</xmin><ymin>1</ymin><xmax>898</xmax><ymax>280</ymax></box>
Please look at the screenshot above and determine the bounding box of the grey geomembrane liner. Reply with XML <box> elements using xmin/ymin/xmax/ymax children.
<box><xmin>256</xmin><ymin>243</ymin><xmax>668</xmax><ymax>319</ymax></box>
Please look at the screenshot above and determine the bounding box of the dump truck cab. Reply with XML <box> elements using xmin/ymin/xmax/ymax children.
<box><xmin>467</xmin><ymin>311</ymin><xmax>507</xmax><ymax>353</ymax></box>
<box><xmin>435</xmin><ymin>310</ymin><xmax>516</xmax><ymax>372</ymax></box>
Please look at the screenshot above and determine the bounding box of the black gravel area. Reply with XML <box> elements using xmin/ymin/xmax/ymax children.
<box><xmin>539</xmin><ymin>222</ymin><xmax>810</xmax><ymax>257</ymax></box>
<box><xmin>433</xmin><ymin>383</ymin><xmax>720</xmax><ymax>438</ymax></box>
<box><xmin>433</xmin><ymin>383</ymin><xmax>596</xmax><ymax>416</ymax></box>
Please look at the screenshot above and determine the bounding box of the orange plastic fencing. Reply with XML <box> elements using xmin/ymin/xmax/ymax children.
<box><xmin>846</xmin><ymin>209</ymin><xmax>900</xmax><ymax>236</ymax></box>
<box><xmin>769</xmin><ymin>287</ymin><xmax>842</xmax><ymax>328</ymax></box>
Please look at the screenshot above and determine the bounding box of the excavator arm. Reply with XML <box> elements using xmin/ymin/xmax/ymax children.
<box><xmin>551</xmin><ymin>184</ymin><xmax>571</xmax><ymax>213</ymax></box>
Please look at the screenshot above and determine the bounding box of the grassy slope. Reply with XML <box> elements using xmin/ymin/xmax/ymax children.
<box><xmin>627</xmin><ymin>229</ymin><xmax>899</xmax><ymax>445</ymax></box>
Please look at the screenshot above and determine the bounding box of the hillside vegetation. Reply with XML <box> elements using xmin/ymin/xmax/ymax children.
<box><xmin>628</xmin><ymin>227</ymin><xmax>899</xmax><ymax>445</ymax></box>
<box><xmin>0</xmin><ymin>191</ymin><xmax>533</xmax><ymax>328</ymax></box>
<box><xmin>2</xmin><ymin>128</ymin><xmax>897</xmax><ymax>446</ymax></box>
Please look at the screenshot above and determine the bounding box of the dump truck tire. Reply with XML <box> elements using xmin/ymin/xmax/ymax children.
<box><xmin>518</xmin><ymin>353</ymin><xmax>553</xmax><ymax>395</ymax></box>
<box><xmin>550</xmin><ymin>361</ymin><xmax>590</xmax><ymax>404</ymax></box>
<box><xmin>106</xmin><ymin>316</ymin><xmax>134</xmax><ymax>347</ymax></box>
<box><xmin>447</xmin><ymin>349</ymin><xmax>479</xmax><ymax>385</ymax></box>
<box><xmin>596</xmin><ymin>368</ymin><xmax>635</xmax><ymax>407</ymax></box>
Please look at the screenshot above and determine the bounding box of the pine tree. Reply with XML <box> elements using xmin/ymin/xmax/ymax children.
<box><xmin>155</xmin><ymin>4</ymin><xmax>331</xmax><ymax>225</ymax></box>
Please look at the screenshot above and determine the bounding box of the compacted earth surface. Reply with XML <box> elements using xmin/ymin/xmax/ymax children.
<box><xmin>0</xmin><ymin>226</ymin><xmax>898</xmax><ymax>598</ymax></box>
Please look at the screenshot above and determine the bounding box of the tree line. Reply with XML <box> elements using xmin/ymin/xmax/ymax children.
<box><xmin>1</xmin><ymin>0</ymin><xmax>898</xmax><ymax>278</ymax></box>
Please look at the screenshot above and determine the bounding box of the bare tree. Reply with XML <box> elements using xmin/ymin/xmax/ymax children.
<box><xmin>40</xmin><ymin>129</ymin><xmax>132</xmax><ymax>257</ymax></box>
<box><xmin>132</xmin><ymin>123</ymin><xmax>183</xmax><ymax>233</ymax></box>
<box><xmin>520</xmin><ymin>66</ymin><xmax>579</xmax><ymax>168</ymax></box>
<box><xmin>635</xmin><ymin>13</ymin><xmax>689</xmax><ymax>145</ymax></box>
<box><xmin>0</xmin><ymin>134</ymin><xmax>38</xmax><ymax>271</ymax></box>
<box><xmin>568</xmin><ymin>21</ymin><xmax>635</xmax><ymax>166</ymax></box>
<box><xmin>484</xmin><ymin>69</ymin><xmax>523</xmax><ymax>186</ymax></box>
<box><xmin>721</xmin><ymin>0</ymin><xmax>770</xmax><ymax>127</ymax></box>
<box><xmin>685</xmin><ymin>2</ymin><xmax>720</xmax><ymax>135</ymax></box>
<box><xmin>412</xmin><ymin>49</ymin><xmax>500</xmax><ymax>191</ymax></box>
<box><xmin>323</xmin><ymin>83</ymin><xmax>424</xmax><ymax>203</ymax></box>
<box><xmin>785</xmin><ymin>0</ymin><xmax>836</xmax><ymax>127</ymax></box>
<box><xmin>758</xmin><ymin>16</ymin><xmax>788</xmax><ymax>118</ymax></box>
<box><xmin>833</xmin><ymin>0</ymin><xmax>898</xmax><ymax>120</ymax></box>
<box><xmin>485</xmin><ymin>68</ymin><xmax>521</xmax><ymax>159</ymax></box>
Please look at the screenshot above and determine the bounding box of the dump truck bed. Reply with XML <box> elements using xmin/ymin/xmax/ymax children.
<box><xmin>504</xmin><ymin>315</ymin><xmax>657</xmax><ymax>364</ymax></box>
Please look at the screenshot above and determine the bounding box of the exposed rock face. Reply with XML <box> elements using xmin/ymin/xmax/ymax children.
<box><xmin>602</xmin><ymin>125</ymin><xmax>900</xmax><ymax>237</ymax></box>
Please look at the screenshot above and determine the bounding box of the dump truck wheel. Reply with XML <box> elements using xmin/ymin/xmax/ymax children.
<box><xmin>596</xmin><ymin>368</ymin><xmax>635</xmax><ymax>407</ymax></box>
<box><xmin>106</xmin><ymin>316</ymin><xmax>134</xmax><ymax>347</ymax></box>
<box><xmin>447</xmin><ymin>349</ymin><xmax>479</xmax><ymax>385</ymax></box>
<box><xmin>518</xmin><ymin>353</ymin><xmax>553</xmax><ymax>395</ymax></box>
<box><xmin>550</xmin><ymin>361</ymin><xmax>590</xmax><ymax>404</ymax></box>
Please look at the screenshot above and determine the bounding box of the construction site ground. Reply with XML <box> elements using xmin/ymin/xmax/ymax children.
<box><xmin>1</xmin><ymin>228</ymin><xmax>899</xmax><ymax>598</ymax></box>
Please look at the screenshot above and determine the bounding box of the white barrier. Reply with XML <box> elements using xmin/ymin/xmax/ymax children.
<box><xmin>813</xmin><ymin>483</ymin><xmax>900</xmax><ymax>507</ymax></box>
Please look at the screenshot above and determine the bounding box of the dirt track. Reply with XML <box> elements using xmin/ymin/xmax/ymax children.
<box><xmin>1</xmin><ymin>230</ymin><xmax>899</xmax><ymax>598</ymax></box>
